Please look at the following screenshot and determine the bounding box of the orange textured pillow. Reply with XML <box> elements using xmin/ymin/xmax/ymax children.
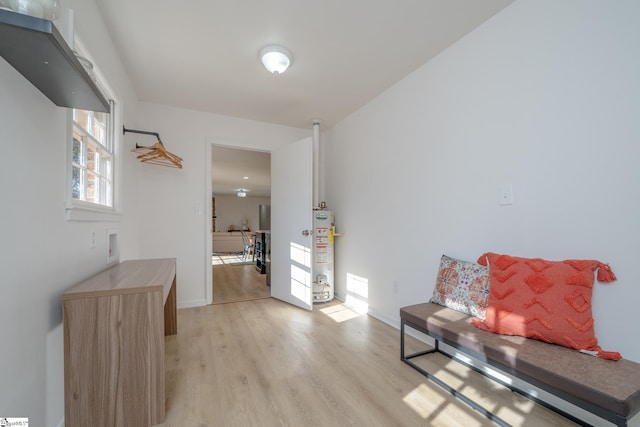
<box><xmin>471</xmin><ymin>252</ymin><xmax>621</xmax><ymax>360</ymax></box>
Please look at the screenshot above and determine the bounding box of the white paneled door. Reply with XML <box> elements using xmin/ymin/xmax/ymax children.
<box><xmin>270</xmin><ymin>137</ymin><xmax>313</xmax><ymax>310</ymax></box>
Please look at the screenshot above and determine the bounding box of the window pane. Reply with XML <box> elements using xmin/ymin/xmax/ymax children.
<box><xmin>93</xmin><ymin>111</ymin><xmax>107</xmax><ymax>127</ymax></box>
<box><xmin>100</xmin><ymin>177</ymin><xmax>113</xmax><ymax>207</ymax></box>
<box><xmin>106</xmin><ymin>181</ymin><xmax>113</xmax><ymax>207</ymax></box>
<box><xmin>102</xmin><ymin>156</ymin><xmax>112</xmax><ymax>180</ymax></box>
<box><xmin>86</xmin><ymin>171</ymin><xmax>98</xmax><ymax>203</ymax></box>
<box><xmin>72</xmin><ymin>166</ymin><xmax>81</xmax><ymax>199</ymax></box>
<box><xmin>72</xmin><ymin>137</ymin><xmax>82</xmax><ymax>164</ymax></box>
<box><xmin>92</xmin><ymin>113</ymin><xmax>106</xmax><ymax>145</ymax></box>
<box><xmin>75</xmin><ymin>110</ymin><xmax>90</xmax><ymax>131</ymax></box>
<box><xmin>87</xmin><ymin>145</ymin><xmax>98</xmax><ymax>172</ymax></box>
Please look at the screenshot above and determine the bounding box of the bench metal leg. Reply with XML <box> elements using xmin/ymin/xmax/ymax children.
<box><xmin>400</xmin><ymin>319</ymin><xmax>606</xmax><ymax>427</ymax></box>
<box><xmin>401</xmin><ymin>320</ymin><xmax>511</xmax><ymax>427</ymax></box>
<box><xmin>615</xmin><ymin>415</ymin><xmax>628</xmax><ymax>427</ymax></box>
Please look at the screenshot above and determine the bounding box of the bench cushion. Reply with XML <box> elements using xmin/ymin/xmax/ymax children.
<box><xmin>401</xmin><ymin>302</ymin><xmax>640</xmax><ymax>419</ymax></box>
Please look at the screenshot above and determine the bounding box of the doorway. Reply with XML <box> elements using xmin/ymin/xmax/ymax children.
<box><xmin>210</xmin><ymin>145</ymin><xmax>271</xmax><ymax>304</ymax></box>
<box><xmin>205</xmin><ymin>136</ymin><xmax>314</xmax><ymax>309</ymax></box>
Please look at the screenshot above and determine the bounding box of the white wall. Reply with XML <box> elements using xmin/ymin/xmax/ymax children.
<box><xmin>133</xmin><ymin>102</ymin><xmax>308</xmax><ymax>307</ymax></box>
<box><xmin>324</xmin><ymin>0</ymin><xmax>640</xmax><ymax>362</ymax></box>
<box><xmin>214</xmin><ymin>195</ymin><xmax>270</xmax><ymax>233</ymax></box>
<box><xmin>3</xmin><ymin>1</ymin><xmax>636</xmax><ymax>424</ymax></box>
<box><xmin>0</xmin><ymin>1</ymin><xmax>138</xmax><ymax>425</ymax></box>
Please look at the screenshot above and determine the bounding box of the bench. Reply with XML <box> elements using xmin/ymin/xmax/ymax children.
<box><xmin>400</xmin><ymin>302</ymin><xmax>640</xmax><ymax>426</ymax></box>
<box><xmin>63</xmin><ymin>258</ymin><xmax>177</xmax><ymax>426</ymax></box>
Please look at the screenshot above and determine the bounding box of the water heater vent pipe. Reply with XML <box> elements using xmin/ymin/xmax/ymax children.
<box><xmin>312</xmin><ymin>120</ymin><xmax>320</xmax><ymax>208</ymax></box>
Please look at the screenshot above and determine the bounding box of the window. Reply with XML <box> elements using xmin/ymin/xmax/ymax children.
<box><xmin>65</xmin><ymin>40</ymin><xmax>121</xmax><ymax>222</ymax></box>
<box><xmin>71</xmin><ymin>107</ymin><xmax>114</xmax><ymax>207</ymax></box>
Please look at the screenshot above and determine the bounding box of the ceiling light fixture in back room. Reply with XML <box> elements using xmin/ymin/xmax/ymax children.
<box><xmin>237</xmin><ymin>189</ymin><xmax>247</xmax><ymax>197</ymax></box>
<box><xmin>260</xmin><ymin>45</ymin><xmax>292</xmax><ymax>74</ymax></box>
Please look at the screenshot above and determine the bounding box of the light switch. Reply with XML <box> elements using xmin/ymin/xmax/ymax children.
<box><xmin>498</xmin><ymin>185</ymin><xmax>513</xmax><ymax>205</ymax></box>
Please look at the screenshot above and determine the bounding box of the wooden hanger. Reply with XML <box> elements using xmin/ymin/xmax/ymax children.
<box><xmin>131</xmin><ymin>142</ymin><xmax>183</xmax><ymax>169</ymax></box>
<box><xmin>124</xmin><ymin>126</ymin><xmax>183</xmax><ymax>169</ymax></box>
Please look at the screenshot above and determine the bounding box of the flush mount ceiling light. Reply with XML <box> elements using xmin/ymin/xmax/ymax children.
<box><xmin>260</xmin><ymin>45</ymin><xmax>292</xmax><ymax>75</ymax></box>
<box><xmin>237</xmin><ymin>190</ymin><xmax>247</xmax><ymax>198</ymax></box>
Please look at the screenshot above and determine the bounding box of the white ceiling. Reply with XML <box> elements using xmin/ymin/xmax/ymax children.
<box><xmin>95</xmin><ymin>0</ymin><xmax>514</xmax><ymax>197</ymax></box>
<box><xmin>96</xmin><ymin>0</ymin><xmax>513</xmax><ymax>130</ymax></box>
<box><xmin>211</xmin><ymin>146</ymin><xmax>271</xmax><ymax>197</ymax></box>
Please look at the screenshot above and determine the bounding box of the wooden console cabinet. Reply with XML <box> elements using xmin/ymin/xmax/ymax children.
<box><xmin>62</xmin><ymin>258</ymin><xmax>177</xmax><ymax>427</ymax></box>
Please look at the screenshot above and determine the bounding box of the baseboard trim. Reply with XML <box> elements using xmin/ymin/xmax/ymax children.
<box><xmin>367</xmin><ymin>307</ymin><xmax>400</xmax><ymax>329</ymax></box>
<box><xmin>367</xmin><ymin>307</ymin><xmax>432</xmax><ymax>345</ymax></box>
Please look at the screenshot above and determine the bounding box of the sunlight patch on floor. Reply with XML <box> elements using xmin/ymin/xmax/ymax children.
<box><xmin>402</xmin><ymin>384</ymin><xmax>445</xmax><ymax>418</ymax></box>
<box><xmin>403</xmin><ymin>383</ymin><xmax>447</xmax><ymax>418</ymax></box>
<box><xmin>212</xmin><ymin>254</ymin><xmax>253</xmax><ymax>265</ymax></box>
<box><xmin>495</xmin><ymin>406</ymin><xmax>527</xmax><ymax>426</ymax></box>
<box><xmin>319</xmin><ymin>303</ymin><xmax>364</xmax><ymax>323</ymax></box>
<box><xmin>403</xmin><ymin>383</ymin><xmax>485</xmax><ymax>426</ymax></box>
<box><xmin>406</xmin><ymin>356</ymin><xmax>540</xmax><ymax>427</ymax></box>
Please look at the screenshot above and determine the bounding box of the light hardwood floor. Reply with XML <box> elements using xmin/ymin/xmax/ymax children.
<box><xmin>212</xmin><ymin>262</ymin><xmax>270</xmax><ymax>304</ymax></box>
<box><xmin>162</xmin><ymin>298</ymin><xmax>577</xmax><ymax>426</ymax></box>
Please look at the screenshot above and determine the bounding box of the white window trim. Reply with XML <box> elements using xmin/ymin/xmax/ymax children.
<box><xmin>65</xmin><ymin>38</ymin><xmax>123</xmax><ymax>222</ymax></box>
<box><xmin>65</xmin><ymin>200</ymin><xmax>123</xmax><ymax>222</ymax></box>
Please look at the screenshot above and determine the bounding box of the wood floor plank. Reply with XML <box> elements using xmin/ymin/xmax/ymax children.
<box><xmin>212</xmin><ymin>263</ymin><xmax>270</xmax><ymax>304</ymax></box>
<box><xmin>160</xmin><ymin>299</ymin><xmax>578</xmax><ymax>426</ymax></box>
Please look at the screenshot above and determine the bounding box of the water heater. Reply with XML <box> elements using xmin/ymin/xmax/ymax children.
<box><xmin>312</xmin><ymin>210</ymin><xmax>335</xmax><ymax>303</ymax></box>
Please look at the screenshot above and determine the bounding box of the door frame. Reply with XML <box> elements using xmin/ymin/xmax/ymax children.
<box><xmin>205</xmin><ymin>141</ymin><xmax>214</xmax><ymax>305</ymax></box>
<box><xmin>205</xmin><ymin>139</ymin><xmax>273</xmax><ymax>305</ymax></box>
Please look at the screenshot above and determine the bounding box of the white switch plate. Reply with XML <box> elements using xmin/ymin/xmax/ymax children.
<box><xmin>498</xmin><ymin>185</ymin><xmax>514</xmax><ymax>205</ymax></box>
